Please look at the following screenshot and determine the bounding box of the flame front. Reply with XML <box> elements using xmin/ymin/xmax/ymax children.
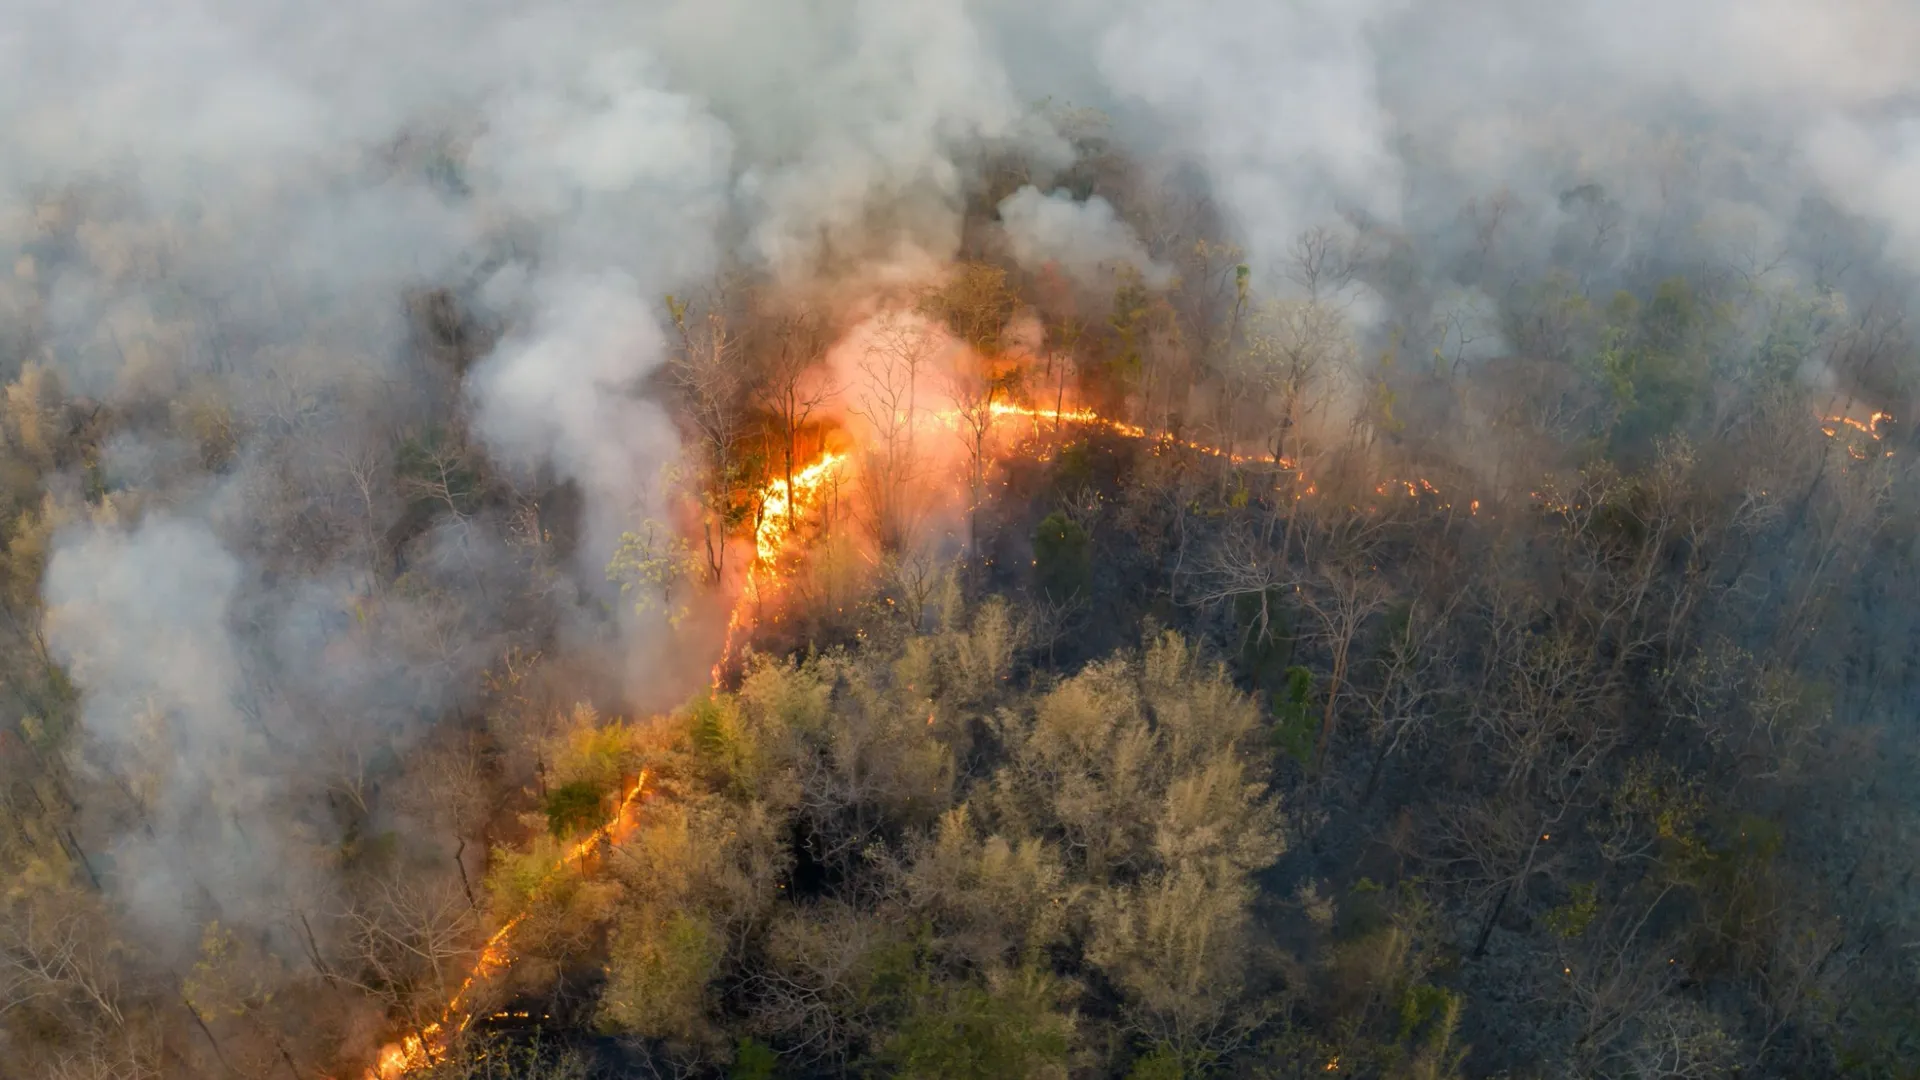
<box><xmin>712</xmin><ymin>452</ymin><xmax>848</xmax><ymax>686</ymax></box>
<box><xmin>975</xmin><ymin>401</ymin><xmax>1294</xmax><ymax>468</ymax></box>
<box><xmin>357</xmin><ymin>774</ymin><xmax>648</xmax><ymax>1079</ymax></box>
<box><xmin>1821</xmin><ymin>410</ymin><xmax>1894</xmax><ymax>460</ymax></box>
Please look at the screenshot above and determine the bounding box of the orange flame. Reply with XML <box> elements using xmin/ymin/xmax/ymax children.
<box><xmin>357</xmin><ymin>773</ymin><xmax>648</xmax><ymax>1078</ymax></box>
<box><xmin>1375</xmin><ymin>477</ymin><xmax>1441</xmax><ymax>499</ymax></box>
<box><xmin>712</xmin><ymin>452</ymin><xmax>848</xmax><ymax>686</ymax></box>
<box><xmin>1821</xmin><ymin>410</ymin><xmax>1895</xmax><ymax>459</ymax></box>
<box><xmin>972</xmin><ymin>401</ymin><xmax>1304</xmax><ymax>469</ymax></box>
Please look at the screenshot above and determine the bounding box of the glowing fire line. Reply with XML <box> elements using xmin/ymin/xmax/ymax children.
<box><xmin>711</xmin><ymin>452</ymin><xmax>848</xmax><ymax>686</ymax></box>
<box><xmin>715</xmin><ymin>395</ymin><xmax>1886</xmax><ymax>687</ymax></box>
<box><xmin>1821</xmin><ymin>410</ymin><xmax>1894</xmax><ymax>460</ymax></box>
<box><xmin>971</xmin><ymin>401</ymin><xmax>1294</xmax><ymax>468</ymax></box>
<box><xmin>340</xmin><ymin>359</ymin><xmax>1891</xmax><ymax>1076</ymax></box>
<box><xmin>355</xmin><ymin>773</ymin><xmax>649</xmax><ymax>1079</ymax></box>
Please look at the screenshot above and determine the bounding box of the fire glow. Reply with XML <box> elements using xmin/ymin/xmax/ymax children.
<box><xmin>1821</xmin><ymin>410</ymin><xmax>1894</xmax><ymax>460</ymax></box>
<box><xmin>707</xmin><ymin>399</ymin><xmax>1319</xmax><ymax>686</ymax></box>
<box><xmin>356</xmin><ymin>773</ymin><xmax>649</xmax><ymax>1079</ymax></box>
<box><xmin>972</xmin><ymin>400</ymin><xmax>1296</xmax><ymax>469</ymax></box>
<box><xmin>711</xmin><ymin>451</ymin><xmax>849</xmax><ymax>686</ymax></box>
<box><xmin>356</xmin><ymin>383</ymin><xmax>1882</xmax><ymax>1076</ymax></box>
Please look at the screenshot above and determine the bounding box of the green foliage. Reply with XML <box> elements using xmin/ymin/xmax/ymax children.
<box><xmin>539</xmin><ymin>711</ymin><xmax>629</xmax><ymax>796</ymax></box>
<box><xmin>1271</xmin><ymin>665</ymin><xmax>1316</xmax><ymax>763</ymax></box>
<box><xmin>336</xmin><ymin>822</ymin><xmax>399</xmax><ymax>873</ymax></box>
<box><xmin>1053</xmin><ymin>440</ymin><xmax>1094</xmax><ymax>493</ymax></box>
<box><xmin>878</xmin><ymin>968</ymin><xmax>1073</xmax><ymax>1080</ymax></box>
<box><xmin>1837</xmin><ymin>997</ymin><xmax>1920</xmax><ymax>1078</ymax></box>
<box><xmin>485</xmin><ymin>835</ymin><xmax>581</xmax><ymax>912</ymax></box>
<box><xmin>1588</xmin><ymin>277</ymin><xmax>1715</xmax><ymax>457</ymax></box>
<box><xmin>544</xmin><ymin>780</ymin><xmax>606</xmax><ymax>838</ymax></box>
<box><xmin>918</xmin><ymin>263</ymin><xmax>1018</xmax><ymax>357</ymax></box>
<box><xmin>396</xmin><ymin>425</ymin><xmax>481</xmax><ymax>513</ymax></box>
<box><xmin>608</xmin><ymin>519</ymin><xmax>702</xmax><ymax>628</ymax></box>
<box><xmin>1127</xmin><ymin>1046</ymin><xmax>1213</xmax><ymax>1080</ymax></box>
<box><xmin>416</xmin><ymin>1035</ymin><xmax>590</xmax><ymax>1080</ymax></box>
<box><xmin>1033</xmin><ymin>511</ymin><xmax>1091</xmax><ymax>600</ymax></box>
<box><xmin>182</xmin><ymin>920</ymin><xmax>274</xmax><ymax>1019</ymax></box>
<box><xmin>1544</xmin><ymin>882</ymin><xmax>1599</xmax><ymax>939</ymax></box>
<box><xmin>1396</xmin><ymin>983</ymin><xmax>1459</xmax><ymax>1043</ymax></box>
<box><xmin>1234</xmin><ymin>587</ymin><xmax>1293</xmax><ymax>686</ymax></box>
<box><xmin>1108</xmin><ymin>268</ymin><xmax>1153</xmax><ymax>390</ymax></box>
<box><xmin>598</xmin><ymin>909</ymin><xmax>721</xmax><ymax>1042</ymax></box>
<box><xmin>1368</xmin><ymin>347</ymin><xmax>1405</xmax><ymax>437</ymax></box>
<box><xmin>730</xmin><ymin>1038</ymin><xmax>779</xmax><ymax>1080</ymax></box>
<box><xmin>1334</xmin><ymin>876</ymin><xmax>1393</xmax><ymax>944</ymax></box>
<box><xmin>687</xmin><ymin>692</ymin><xmax>747</xmax><ymax>780</ymax></box>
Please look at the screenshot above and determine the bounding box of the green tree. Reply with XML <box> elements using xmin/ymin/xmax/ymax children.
<box><xmin>543</xmin><ymin>780</ymin><xmax>606</xmax><ymax>838</ymax></box>
<box><xmin>1033</xmin><ymin>511</ymin><xmax>1090</xmax><ymax>601</ymax></box>
<box><xmin>878</xmin><ymin>969</ymin><xmax>1073</xmax><ymax>1080</ymax></box>
<box><xmin>608</xmin><ymin>519</ymin><xmax>702</xmax><ymax>628</ymax></box>
<box><xmin>1271</xmin><ymin>665</ymin><xmax>1316</xmax><ymax>764</ymax></box>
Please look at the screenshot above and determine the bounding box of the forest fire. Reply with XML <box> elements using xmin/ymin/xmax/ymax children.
<box><xmin>1821</xmin><ymin>410</ymin><xmax>1894</xmax><ymax>460</ymax></box>
<box><xmin>1377</xmin><ymin>478</ymin><xmax>1441</xmax><ymax>499</ymax></box>
<box><xmin>703</xmin><ymin>398</ymin><xmax>1320</xmax><ymax>688</ymax></box>
<box><xmin>357</xmin><ymin>774</ymin><xmax>649</xmax><ymax>1079</ymax></box>
<box><xmin>18</xmin><ymin>1</ymin><xmax>1920</xmax><ymax>1075</ymax></box>
<box><xmin>711</xmin><ymin>451</ymin><xmax>849</xmax><ymax>686</ymax></box>
<box><xmin>965</xmin><ymin>400</ymin><xmax>1301</xmax><ymax>471</ymax></box>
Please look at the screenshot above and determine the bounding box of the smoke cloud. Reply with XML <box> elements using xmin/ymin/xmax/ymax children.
<box><xmin>998</xmin><ymin>186</ymin><xmax>1169</xmax><ymax>288</ymax></box>
<box><xmin>42</xmin><ymin>518</ymin><xmax>265</xmax><ymax>943</ymax></box>
<box><xmin>12</xmin><ymin>0</ymin><xmax>1920</xmax><ymax>1014</ymax></box>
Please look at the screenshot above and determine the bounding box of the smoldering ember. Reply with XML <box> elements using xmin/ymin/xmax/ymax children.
<box><xmin>3</xmin><ymin>2</ymin><xmax>1920</xmax><ymax>1078</ymax></box>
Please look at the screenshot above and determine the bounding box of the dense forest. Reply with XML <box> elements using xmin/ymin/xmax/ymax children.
<box><xmin>6</xmin><ymin>2</ymin><xmax>1920</xmax><ymax>1079</ymax></box>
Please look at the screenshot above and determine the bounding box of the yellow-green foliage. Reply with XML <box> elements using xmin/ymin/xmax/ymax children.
<box><xmin>182</xmin><ymin>920</ymin><xmax>276</xmax><ymax>1019</ymax></box>
<box><xmin>736</xmin><ymin>653</ymin><xmax>833</xmax><ymax>737</ymax></box>
<box><xmin>1088</xmin><ymin>863</ymin><xmax>1262</xmax><ymax>1049</ymax></box>
<box><xmin>598</xmin><ymin>908</ymin><xmax>721</xmax><ymax>1045</ymax></box>
<box><xmin>880</xmin><ymin>967</ymin><xmax>1074</xmax><ymax>1080</ymax></box>
<box><xmin>1545</xmin><ymin>883</ymin><xmax>1599</xmax><ymax>939</ymax></box>
<box><xmin>484</xmin><ymin>624</ymin><xmax>1293</xmax><ymax>1074</ymax></box>
<box><xmin>546</xmin><ymin>704</ymin><xmax>642</xmax><ymax>791</ymax></box>
<box><xmin>895</xmin><ymin>805</ymin><xmax>1074</xmax><ymax>967</ymax></box>
<box><xmin>991</xmin><ymin>631</ymin><xmax>1282</xmax><ymax>884</ymax></box>
<box><xmin>485</xmin><ymin>835</ymin><xmax>580</xmax><ymax>913</ymax></box>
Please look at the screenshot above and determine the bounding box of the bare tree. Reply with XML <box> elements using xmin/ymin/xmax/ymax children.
<box><xmin>1285</xmin><ymin>224</ymin><xmax>1366</xmax><ymax>305</ymax></box>
<box><xmin>853</xmin><ymin>313</ymin><xmax>936</xmax><ymax>553</ymax></box>
<box><xmin>1358</xmin><ymin>593</ymin><xmax>1460</xmax><ymax>802</ymax></box>
<box><xmin>759</xmin><ymin>311</ymin><xmax>836</xmax><ymax>534</ymax></box>
<box><xmin>337</xmin><ymin>876</ymin><xmax>480</xmax><ymax>1042</ymax></box>
<box><xmin>665</xmin><ymin>289</ymin><xmax>749</xmax><ymax>584</ymax></box>
<box><xmin>395</xmin><ymin>423</ymin><xmax>481</xmax><ymax>537</ymax></box>
<box><xmin>1294</xmin><ymin>566</ymin><xmax>1388</xmax><ymax>773</ymax></box>
<box><xmin>946</xmin><ymin>359</ymin><xmax>1005</xmax><ymax>569</ymax></box>
<box><xmin>331</xmin><ymin>435</ymin><xmax>393</xmax><ymax>589</ymax></box>
<box><xmin>0</xmin><ymin>893</ymin><xmax>128</xmax><ymax>1032</ymax></box>
<box><xmin>1189</xmin><ymin>522</ymin><xmax>1288</xmax><ymax>650</ymax></box>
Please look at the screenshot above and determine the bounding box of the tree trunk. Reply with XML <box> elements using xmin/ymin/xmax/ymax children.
<box><xmin>1314</xmin><ymin>642</ymin><xmax>1349</xmax><ymax>773</ymax></box>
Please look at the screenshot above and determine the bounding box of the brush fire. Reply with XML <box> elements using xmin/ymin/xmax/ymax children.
<box><xmin>345</xmin><ymin>304</ymin><xmax>1895</xmax><ymax>1076</ymax></box>
<box><xmin>16</xmin><ymin>6</ymin><xmax>1920</xmax><ymax>1076</ymax></box>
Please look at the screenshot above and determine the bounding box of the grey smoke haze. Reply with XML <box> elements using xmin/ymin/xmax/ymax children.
<box><xmin>468</xmin><ymin>271</ymin><xmax>686</xmax><ymax>555</ymax></box>
<box><xmin>41</xmin><ymin>517</ymin><xmax>311</xmax><ymax>951</ymax></box>
<box><xmin>998</xmin><ymin>186</ymin><xmax>1170</xmax><ymax>288</ymax></box>
<box><xmin>13</xmin><ymin>0</ymin><xmax>1920</xmax><ymax>966</ymax></box>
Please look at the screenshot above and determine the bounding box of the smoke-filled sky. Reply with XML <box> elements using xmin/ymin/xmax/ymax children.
<box><xmin>13</xmin><ymin>0</ymin><xmax>1920</xmax><ymax>953</ymax></box>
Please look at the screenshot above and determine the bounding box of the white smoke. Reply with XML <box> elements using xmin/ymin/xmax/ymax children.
<box><xmin>41</xmin><ymin>519</ymin><xmax>284</xmax><ymax>942</ymax></box>
<box><xmin>466</xmin><ymin>273</ymin><xmax>686</xmax><ymax>561</ymax></box>
<box><xmin>16</xmin><ymin>0</ymin><xmax>1920</xmax><ymax>975</ymax></box>
<box><xmin>998</xmin><ymin>185</ymin><xmax>1170</xmax><ymax>287</ymax></box>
